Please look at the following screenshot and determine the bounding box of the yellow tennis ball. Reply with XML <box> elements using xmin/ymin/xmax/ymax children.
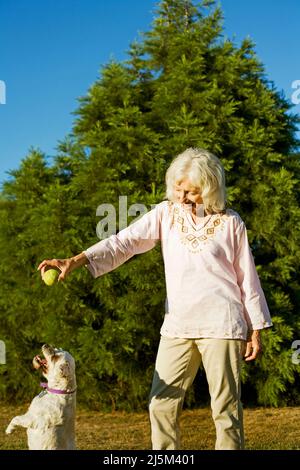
<box><xmin>42</xmin><ymin>269</ymin><xmax>59</xmax><ymax>286</ymax></box>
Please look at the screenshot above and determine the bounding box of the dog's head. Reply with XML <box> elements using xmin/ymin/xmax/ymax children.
<box><xmin>33</xmin><ymin>344</ymin><xmax>76</xmax><ymax>391</ymax></box>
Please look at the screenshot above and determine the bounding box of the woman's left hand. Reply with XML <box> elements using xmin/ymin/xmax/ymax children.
<box><xmin>244</xmin><ymin>330</ymin><xmax>262</xmax><ymax>361</ymax></box>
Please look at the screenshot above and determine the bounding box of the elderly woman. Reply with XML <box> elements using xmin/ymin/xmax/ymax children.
<box><xmin>38</xmin><ymin>148</ymin><xmax>272</xmax><ymax>450</ymax></box>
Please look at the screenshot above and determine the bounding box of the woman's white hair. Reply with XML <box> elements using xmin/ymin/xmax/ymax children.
<box><xmin>165</xmin><ymin>148</ymin><xmax>226</xmax><ymax>213</ymax></box>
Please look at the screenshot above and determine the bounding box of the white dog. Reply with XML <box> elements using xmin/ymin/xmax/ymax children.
<box><xmin>6</xmin><ymin>344</ymin><xmax>76</xmax><ymax>450</ymax></box>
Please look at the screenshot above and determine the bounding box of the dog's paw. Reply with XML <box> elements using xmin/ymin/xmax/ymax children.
<box><xmin>5</xmin><ymin>425</ymin><xmax>14</xmax><ymax>434</ymax></box>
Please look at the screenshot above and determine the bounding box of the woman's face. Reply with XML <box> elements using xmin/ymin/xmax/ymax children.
<box><xmin>173</xmin><ymin>178</ymin><xmax>203</xmax><ymax>205</ymax></box>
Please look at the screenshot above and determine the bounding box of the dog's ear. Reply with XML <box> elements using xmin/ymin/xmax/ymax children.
<box><xmin>59</xmin><ymin>363</ymin><xmax>71</xmax><ymax>378</ymax></box>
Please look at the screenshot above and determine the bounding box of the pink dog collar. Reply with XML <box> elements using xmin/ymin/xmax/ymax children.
<box><xmin>40</xmin><ymin>382</ymin><xmax>76</xmax><ymax>395</ymax></box>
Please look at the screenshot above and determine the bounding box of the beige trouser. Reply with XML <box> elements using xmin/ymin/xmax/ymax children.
<box><xmin>149</xmin><ymin>336</ymin><xmax>246</xmax><ymax>450</ymax></box>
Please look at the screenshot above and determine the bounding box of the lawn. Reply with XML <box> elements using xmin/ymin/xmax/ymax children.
<box><xmin>1</xmin><ymin>405</ymin><xmax>299</xmax><ymax>450</ymax></box>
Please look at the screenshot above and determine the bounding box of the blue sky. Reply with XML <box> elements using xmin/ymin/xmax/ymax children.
<box><xmin>0</xmin><ymin>0</ymin><xmax>299</xmax><ymax>186</ymax></box>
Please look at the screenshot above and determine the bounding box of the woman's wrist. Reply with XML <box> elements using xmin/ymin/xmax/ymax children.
<box><xmin>69</xmin><ymin>252</ymin><xmax>89</xmax><ymax>271</ymax></box>
<box><xmin>247</xmin><ymin>329</ymin><xmax>260</xmax><ymax>341</ymax></box>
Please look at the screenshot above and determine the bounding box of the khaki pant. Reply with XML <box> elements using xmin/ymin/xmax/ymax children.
<box><xmin>149</xmin><ymin>336</ymin><xmax>246</xmax><ymax>450</ymax></box>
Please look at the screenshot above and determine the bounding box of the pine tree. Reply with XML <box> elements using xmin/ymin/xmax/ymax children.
<box><xmin>71</xmin><ymin>0</ymin><xmax>300</xmax><ymax>407</ymax></box>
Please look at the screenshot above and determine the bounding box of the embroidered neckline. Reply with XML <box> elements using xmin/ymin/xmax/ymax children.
<box><xmin>169</xmin><ymin>203</ymin><xmax>227</xmax><ymax>253</ymax></box>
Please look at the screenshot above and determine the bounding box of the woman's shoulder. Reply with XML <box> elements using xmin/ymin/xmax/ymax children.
<box><xmin>154</xmin><ymin>199</ymin><xmax>175</xmax><ymax>213</ymax></box>
<box><xmin>222</xmin><ymin>208</ymin><xmax>245</xmax><ymax>229</ymax></box>
<box><xmin>147</xmin><ymin>200</ymin><xmax>171</xmax><ymax>220</ymax></box>
<box><xmin>223</xmin><ymin>208</ymin><xmax>242</xmax><ymax>219</ymax></box>
<box><xmin>151</xmin><ymin>200</ymin><xmax>170</xmax><ymax>213</ymax></box>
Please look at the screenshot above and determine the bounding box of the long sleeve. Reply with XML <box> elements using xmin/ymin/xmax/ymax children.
<box><xmin>233</xmin><ymin>222</ymin><xmax>272</xmax><ymax>331</ymax></box>
<box><xmin>83</xmin><ymin>201</ymin><xmax>165</xmax><ymax>278</ymax></box>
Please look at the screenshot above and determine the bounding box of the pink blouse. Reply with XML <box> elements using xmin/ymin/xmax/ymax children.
<box><xmin>83</xmin><ymin>201</ymin><xmax>272</xmax><ymax>340</ymax></box>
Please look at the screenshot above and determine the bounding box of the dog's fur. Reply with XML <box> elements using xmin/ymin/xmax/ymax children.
<box><xmin>6</xmin><ymin>344</ymin><xmax>76</xmax><ymax>450</ymax></box>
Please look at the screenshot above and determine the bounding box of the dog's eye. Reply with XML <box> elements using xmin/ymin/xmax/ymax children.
<box><xmin>52</xmin><ymin>354</ymin><xmax>61</xmax><ymax>363</ymax></box>
<box><xmin>59</xmin><ymin>363</ymin><xmax>70</xmax><ymax>377</ymax></box>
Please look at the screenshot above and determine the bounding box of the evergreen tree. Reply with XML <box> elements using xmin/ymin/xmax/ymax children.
<box><xmin>72</xmin><ymin>0</ymin><xmax>300</xmax><ymax>406</ymax></box>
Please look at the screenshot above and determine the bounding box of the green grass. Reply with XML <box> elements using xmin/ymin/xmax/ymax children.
<box><xmin>1</xmin><ymin>405</ymin><xmax>300</xmax><ymax>450</ymax></box>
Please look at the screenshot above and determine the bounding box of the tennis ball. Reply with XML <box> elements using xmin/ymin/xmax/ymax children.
<box><xmin>42</xmin><ymin>269</ymin><xmax>59</xmax><ymax>286</ymax></box>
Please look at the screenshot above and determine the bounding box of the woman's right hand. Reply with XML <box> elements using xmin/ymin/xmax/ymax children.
<box><xmin>37</xmin><ymin>258</ymin><xmax>73</xmax><ymax>282</ymax></box>
<box><xmin>38</xmin><ymin>253</ymin><xmax>89</xmax><ymax>282</ymax></box>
